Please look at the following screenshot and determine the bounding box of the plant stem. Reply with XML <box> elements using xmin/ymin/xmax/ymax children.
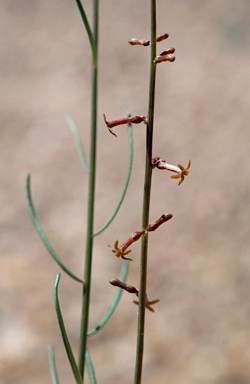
<box><xmin>78</xmin><ymin>0</ymin><xmax>99</xmax><ymax>380</ymax></box>
<box><xmin>134</xmin><ymin>1</ymin><xmax>157</xmax><ymax>383</ymax></box>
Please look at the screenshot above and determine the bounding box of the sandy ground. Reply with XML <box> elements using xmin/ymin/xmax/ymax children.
<box><xmin>1</xmin><ymin>1</ymin><xmax>250</xmax><ymax>383</ymax></box>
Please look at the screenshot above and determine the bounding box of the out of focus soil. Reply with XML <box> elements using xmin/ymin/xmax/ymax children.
<box><xmin>1</xmin><ymin>1</ymin><xmax>250</xmax><ymax>383</ymax></box>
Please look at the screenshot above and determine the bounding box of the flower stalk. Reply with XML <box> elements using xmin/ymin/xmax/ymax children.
<box><xmin>134</xmin><ymin>1</ymin><xmax>157</xmax><ymax>382</ymax></box>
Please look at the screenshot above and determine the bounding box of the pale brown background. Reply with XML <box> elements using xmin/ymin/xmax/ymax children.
<box><xmin>1</xmin><ymin>1</ymin><xmax>250</xmax><ymax>383</ymax></box>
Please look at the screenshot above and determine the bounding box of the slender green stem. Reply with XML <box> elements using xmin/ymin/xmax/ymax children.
<box><xmin>134</xmin><ymin>1</ymin><xmax>157</xmax><ymax>383</ymax></box>
<box><xmin>78</xmin><ymin>0</ymin><xmax>99</xmax><ymax>380</ymax></box>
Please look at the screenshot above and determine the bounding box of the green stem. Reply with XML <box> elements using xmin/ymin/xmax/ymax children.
<box><xmin>134</xmin><ymin>1</ymin><xmax>157</xmax><ymax>383</ymax></box>
<box><xmin>78</xmin><ymin>0</ymin><xmax>99</xmax><ymax>380</ymax></box>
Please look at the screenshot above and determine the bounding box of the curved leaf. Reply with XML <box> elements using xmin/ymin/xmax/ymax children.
<box><xmin>94</xmin><ymin>123</ymin><xmax>133</xmax><ymax>236</ymax></box>
<box><xmin>26</xmin><ymin>174</ymin><xmax>83</xmax><ymax>283</ymax></box>
<box><xmin>64</xmin><ymin>112</ymin><xmax>89</xmax><ymax>173</ymax></box>
<box><xmin>86</xmin><ymin>349</ymin><xmax>97</xmax><ymax>384</ymax></box>
<box><xmin>54</xmin><ymin>274</ymin><xmax>82</xmax><ymax>384</ymax></box>
<box><xmin>74</xmin><ymin>0</ymin><xmax>97</xmax><ymax>66</ymax></box>
<box><xmin>88</xmin><ymin>259</ymin><xmax>129</xmax><ymax>336</ymax></box>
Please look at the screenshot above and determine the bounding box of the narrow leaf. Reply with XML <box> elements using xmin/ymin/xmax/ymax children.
<box><xmin>74</xmin><ymin>0</ymin><xmax>97</xmax><ymax>65</ymax></box>
<box><xmin>64</xmin><ymin>112</ymin><xmax>89</xmax><ymax>173</ymax></box>
<box><xmin>88</xmin><ymin>259</ymin><xmax>129</xmax><ymax>336</ymax></box>
<box><xmin>26</xmin><ymin>174</ymin><xmax>83</xmax><ymax>283</ymax></box>
<box><xmin>54</xmin><ymin>274</ymin><xmax>82</xmax><ymax>384</ymax></box>
<box><xmin>48</xmin><ymin>345</ymin><xmax>60</xmax><ymax>384</ymax></box>
<box><xmin>94</xmin><ymin>122</ymin><xmax>133</xmax><ymax>236</ymax></box>
<box><xmin>86</xmin><ymin>349</ymin><xmax>97</xmax><ymax>384</ymax></box>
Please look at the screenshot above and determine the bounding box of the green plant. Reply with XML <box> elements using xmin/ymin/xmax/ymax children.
<box><xmin>26</xmin><ymin>1</ymin><xmax>190</xmax><ymax>383</ymax></box>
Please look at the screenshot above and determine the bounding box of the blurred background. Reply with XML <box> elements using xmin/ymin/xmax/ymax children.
<box><xmin>1</xmin><ymin>0</ymin><xmax>250</xmax><ymax>383</ymax></box>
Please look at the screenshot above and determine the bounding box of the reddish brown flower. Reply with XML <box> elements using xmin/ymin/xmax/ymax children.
<box><xmin>129</xmin><ymin>33</ymin><xmax>169</xmax><ymax>46</ymax></box>
<box><xmin>154</xmin><ymin>48</ymin><xmax>175</xmax><ymax>63</ymax></box>
<box><xmin>128</xmin><ymin>38</ymin><xmax>150</xmax><ymax>46</ymax></box>
<box><xmin>152</xmin><ymin>158</ymin><xmax>191</xmax><ymax>186</ymax></box>
<box><xmin>146</xmin><ymin>213</ymin><xmax>173</xmax><ymax>232</ymax></box>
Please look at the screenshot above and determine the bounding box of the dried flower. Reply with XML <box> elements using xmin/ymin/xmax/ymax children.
<box><xmin>133</xmin><ymin>295</ymin><xmax>160</xmax><ymax>313</ymax></box>
<box><xmin>103</xmin><ymin>114</ymin><xmax>147</xmax><ymax>137</ymax></box>
<box><xmin>152</xmin><ymin>157</ymin><xmax>191</xmax><ymax>186</ymax></box>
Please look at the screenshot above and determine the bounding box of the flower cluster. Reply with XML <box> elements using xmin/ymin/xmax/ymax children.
<box><xmin>106</xmin><ymin>31</ymin><xmax>190</xmax><ymax>312</ymax></box>
<box><xmin>129</xmin><ymin>32</ymin><xmax>175</xmax><ymax>64</ymax></box>
<box><xmin>128</xmin><ymin>33</ymin><xmax>169</xmax><ymax>47</ymax></box>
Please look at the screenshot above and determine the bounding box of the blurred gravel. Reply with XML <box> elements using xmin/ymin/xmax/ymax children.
<box><xmin>1</xmin><ymin>1</ymin><xmax>250</xmax><ymax>383</ymax></box>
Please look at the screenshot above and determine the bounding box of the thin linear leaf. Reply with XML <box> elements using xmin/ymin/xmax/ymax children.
<box><xmin>26</xmin><ymin>174</ymin><xmax>83</xmax><ymax>283</ymax></box>
<box><xmin>94</xmin><ymin>123</ymin><xmax>133</xmax><ymax>236</ymax></box>
<box><xmin>54</xmin><ymin>274</ymin><xmax>82</xmax><ymax>384</ymax></box>
<box><xmin>48</xmin><ymin>345</ymin><xmax>60</xmax><ymax>384</ymax></box>
<box><xmin>74</xmin><ymin>0</ymin><xmax>97</xmax><ymax>65</ymax></box>
<box><xmin>86</xmin><ymin>349</ymin><xmax>97</xmax><ymax>384</ymax></box>
<box><xmin>64</xmin><ymin>112</ymin><xmax>89</xmax><ymax>173</ymax></box>
<box><xmin>88</xmin><ymin>259</ymin><xmax>129</xmax><ymax>336</ymax></box>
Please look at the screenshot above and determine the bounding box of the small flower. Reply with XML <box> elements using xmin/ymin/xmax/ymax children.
<box><xmin>111</xmin><ymin>239</ymin><xmax>133</xmax><ymax>261</ymax></box>
<box><xmin>103</xmin><ymin>114</ymin><xmax>147</xmax><ymax>137</ymax></box>
<box><xmin>154</xmin><ymin>48</ymin><xmax>175</xmax><ymax>64</ymax></box>
<box><xmin>170</xmin><ymin>160</ymin><xmax>191</xmax><ymax>186</ymax></box>
<box><xmin>110</xmin><ymin>230</ymin><xmax>146</xmax><ymax>261</ymax></box>
<box><xmin>152</xmin><ymin>158</ymin><xmax>191</xmax><ymax>186</ymax></box>
<box><xmin>133</xmin><ymin>295</ymin><xmax>160</xmax><ymax>313</ymax></box>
